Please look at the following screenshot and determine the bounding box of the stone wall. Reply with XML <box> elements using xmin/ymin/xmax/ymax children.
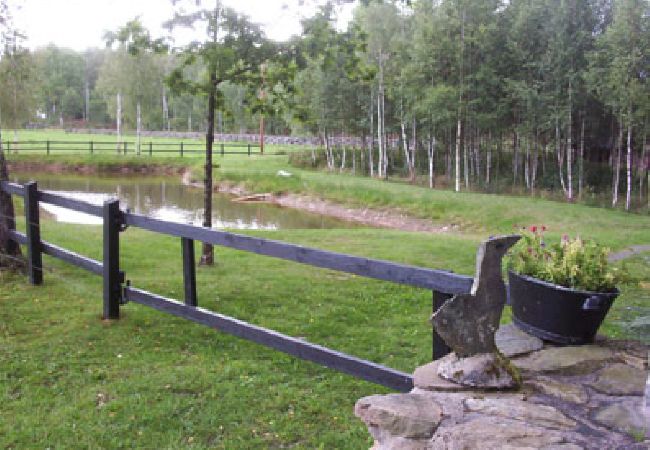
<box><xmin>355</xmin><ymin>325</ymin><xmax>650</xmax><ymax>449</ymax></box>
<box><xmin>64</xmin><ymin>128</ymin><xmax>374</xmax><ymax>147</ymax></box>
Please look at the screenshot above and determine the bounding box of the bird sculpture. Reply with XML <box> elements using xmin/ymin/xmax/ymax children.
<box><xmin>430</xmin><ymin>235</ymin><xmax>521</xmax><ymax>388</ymax></box>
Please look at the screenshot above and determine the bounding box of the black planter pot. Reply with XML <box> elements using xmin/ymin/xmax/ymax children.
<box><xmin>508</xmin><ymin>271</ymin><xmax>619</xmax><ymax>345</ymax></box>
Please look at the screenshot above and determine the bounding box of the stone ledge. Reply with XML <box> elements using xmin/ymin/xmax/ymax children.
<box><xmin>356</xmin><ymin>335</ymin><xmax>649</xmax><ymax>449</ymax></box>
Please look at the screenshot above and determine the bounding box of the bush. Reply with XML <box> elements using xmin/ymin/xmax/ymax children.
<box><xmin>505</xmin><ymin>227</ymin><xmax>630</xmax><ymax>292</ymax></box>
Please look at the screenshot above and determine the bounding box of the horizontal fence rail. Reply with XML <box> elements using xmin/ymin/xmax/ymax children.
<box><xmin>124</xmin><ymin>286</ymin><xmax>414</xmax><ymax>391</ymax></box>
<box><xmin>124</xmin><ymin>213</ymin><xmax>474</xmax><ymax>295</ymax></box>
<box><xmin>1</xmin><ymin>140</ymin><xmax>261</xmax><ymax>157</ymax></box>
<box><xmin>0</xmin><ymin>180</ymin><xmax>469</xmax><ymax>392</ymax></box>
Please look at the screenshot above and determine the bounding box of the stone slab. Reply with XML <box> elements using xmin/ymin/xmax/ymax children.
<box><xmin>355</xmin><ymin>393</ymin><xmax>443</xmax><ymax>440</ymax></box>
<box><xmin>413</xmin><ymin>357</ymin><xmax>471</xmax><ymax>392</ymax></box>
<box><xmin>589</xmin><ymin>363</ymin><xmax>646</xmax><ymax>396</ymax></box>
<box><xmin>512</xmin><ymin>345</ymin><xmax>615</xmax><ymax>375</ymax></box>
<box><xmin>437</xmin><ymin>352</ymin><xmax>520</xmax><ymax>389</ymax></box>
<box><xmin>430</xmin><ymin>416</ymin><xmax>568</xmax><ymax>450</ymax></box>
<box><xmin>464</xmin><ymin>397</ymin><xmax>578</xmax><ymax>430</ymax></box>
<box><xmin>496</xmin><ymin>323</ymin><xmax>544</xmax><ymax>357</ymax></box>
<box><xmin>525</xmin><ymin>377</ymin><xmax>589</xmax><ymax>404</ymax></box>
<box><xmin>593</xmin><ymin>399</ymin><xmax>649</xmax><ymax>437</ymax></box>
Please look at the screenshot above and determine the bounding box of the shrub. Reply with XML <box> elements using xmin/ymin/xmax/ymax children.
<box><xmin>505</xmin><ymin>226</ymin><xmax>630</xmax><ymax>292</ymax></box>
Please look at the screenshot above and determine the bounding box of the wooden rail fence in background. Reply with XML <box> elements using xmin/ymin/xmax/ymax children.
<box><xmin>0</xmin><ymin>180</ymin><xmax>475</xmax><ymax>392</ymax></box>
<box><xmin>1</xmin><ymin>140</ymin><xmax>261</xmax><ymax>157</ymax></box>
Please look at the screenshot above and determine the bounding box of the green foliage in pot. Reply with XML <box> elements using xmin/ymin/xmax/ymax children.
<box><xmin>505</xmin><ymin>226</ymin><xmax>630</xmax><ymax>292</ymax></box>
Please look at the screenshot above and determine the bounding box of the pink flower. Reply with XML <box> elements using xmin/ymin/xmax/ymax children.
<box><xmin>530</xmin><ymin>226</ymin><xmax>538</xmax><ymax>233</ymax></box>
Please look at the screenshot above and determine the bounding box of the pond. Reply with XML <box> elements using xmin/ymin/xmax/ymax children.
<box><xmin>11</xmin><ymin>172</ymin><xmax>356</xmax><ymax>230</ymax></box>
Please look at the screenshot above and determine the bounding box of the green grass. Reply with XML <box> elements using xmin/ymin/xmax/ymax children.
<box><xmin>208</xmin><ymin>154</ymin><xmax>650</xmax><ymax>250</ymax></box>
<box><xmin>2</xmin><ymin>140</ymin><xmax>649</xmax><ymax>448</ymax></box>
<box><xmin>1</xmin><ymin>212</ymin><xmax>647</xmax><ymax>449</ymax></box>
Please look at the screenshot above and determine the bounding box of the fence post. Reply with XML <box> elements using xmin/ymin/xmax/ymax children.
<box><xmin>221</xmin><ymin>143</ymin><xmax>224</xmax><ymax>156</ymax></box>
<box><xmin>24</xmin><ymin>182</ymin><xmax>43</xmax><ymax>285</ymax></box>
<box><xmin>124</xmin><ymin>142</ymin><xmax>128</xmax><ymax>155</ymax></box>
<box><xmin>247</xmin><ymin>144</ymin><xmax>251</xmax><ymax>156</ymax></box>
<box><xmin>90</xmin><ymin>141</ymin><xmax>94</xmax><ymax>155</ymax></box>
<box><xmin>149</xmin><ymin>142</ymin><xmax>153</xmax><ymax>156</ymax></box>
<box><xmin>180</xmin><ymin>142</ymin><xmax>184</xmax><ymax>158</ymax></box>
<box><xmin>46</xmin><ymin>140</ymin><xmax>50</xmax><ymax>156</ymax></box>
<box><xmin>182</xmin><ymin>237</ymin><xmax>198</xmax><ymax>307</ymax></box>
<box><xmin>103</xmin><ymin>199</ymin><xmax>122</xmax><ymax>320</ymax></box>
<box><xmin>432</xmin><ymin>291</ymin><xmax>452</xmax><ymax>360</ymax></box>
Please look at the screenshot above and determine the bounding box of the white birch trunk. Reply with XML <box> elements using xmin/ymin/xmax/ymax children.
<box><xmin>612</xmin><ymin>121</ymin><xmax>622</xmax><ymax>207</ymax></box>
<box><xmin>455</xmin><ymin>119</ymin><xmax>462</xmax><ymax>192</ymax></box>
<box><xmin>625</xmin><ymin>122</ymin><xmax>632</xmax><ymax>211</ymax></box>
<box><xmin>116</xmin><ymin>92</ymin><xmax>122</xmax><ymax>153</ymax></box>
<box><xmin>136</xmin><ymin>101</ymin><xmax>142</xmax><ymax>156</ymax></box>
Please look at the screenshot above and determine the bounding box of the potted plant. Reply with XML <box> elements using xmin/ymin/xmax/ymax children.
<box><xmin>505</xmin><ymin>227</ymin><xmax>629</xmax><ymax>345</ymax></box>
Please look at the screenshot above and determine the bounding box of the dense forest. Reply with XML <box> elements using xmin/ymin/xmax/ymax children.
<box><xmin>0</xmin><ymin>0</ymin><xmax>648</xmax><ymax>210</ymax></box>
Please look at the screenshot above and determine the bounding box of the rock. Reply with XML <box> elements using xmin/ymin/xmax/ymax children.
<box><xmin>354</xmin><ymin>393</ymin><xmax>443</xmax><ymax>440</ymax></box>
<box><xmin>464</xmin><ymin>397</ymin><xmax>578</xmax><ymax>429</ymax></box>
<box><xmin>414</xmin><ymin>357</ymin><xmax>471</xmax><ymax>392</ymax></box>
<box><xmin>593</xmin><ymin>398</ymin><xmax>648</xmax><ymax>437</ymax></box>
<box><xmin>496</xmin><ymin>323</ymin><xmax>544</xmax><ymax>357</ymax></box>
<box><xmin>589</xmin><ymin>363</ymin><xmax>646</xmax><ymax>396</ymax></box>
<box><xmin>430</xmin><ymin>416</ymin><xmax>568</xmax><ymax>449</ymax></box>
<box><xmin>526</xmin><ymin>377</ymin><xmax>589</xmax><ymax>404</ymax></box>
<box><xmin>437</xmin><ymin>352</ymin><xmax>520</xmax><ymax>389</ymax></box>
<box><xmin>512</xmin><ymin>345</ymin><xmax>615</xmax><ymax>375</ymax></box>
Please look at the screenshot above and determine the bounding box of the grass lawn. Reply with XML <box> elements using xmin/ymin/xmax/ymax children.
<box><xmin>1</xmin><ymin>143</ymin><xmax>649</xmax><ymax>448</ymax></box>
<box><xmin>1</xmin><ymin>211</ymin><xmax>647</xmax><ymax>448</ymax></box>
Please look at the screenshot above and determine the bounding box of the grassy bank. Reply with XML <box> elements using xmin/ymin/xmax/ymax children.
<box><xmin>210</xmin><ymin>155</ymin><xmax>650</xmax><ymax>250</ymax></box>
<box><xmin>6</xmin><ymin>151</ymin><xmax>649</xmax><ymax>249</ymax></box>
<box><xmin>1</xmin><ymin>207</ymin><xmax>648</xmax><ymax>449</ymax></box>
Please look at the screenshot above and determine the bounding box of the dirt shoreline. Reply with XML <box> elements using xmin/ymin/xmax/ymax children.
<box><xmin>179</xmin><ymin>170</ymin><xmax>453</xmax><ymax>233</ymax></box>
<box><xmin>7</xmin><ymin>160</ymin><xmax>185</xmax><ymax>176</ymax></box>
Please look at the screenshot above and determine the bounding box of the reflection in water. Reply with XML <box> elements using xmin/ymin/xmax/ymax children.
<box><xmin>13</xmin><ymin>173</ymin><xmax>354</xmax><ymax>230</ymax></box>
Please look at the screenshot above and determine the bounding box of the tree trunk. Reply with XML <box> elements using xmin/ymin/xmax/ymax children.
<box><xmin>531</xmin><ymin>128</ymin><xmax>539</xmax><ymax>192</ymax></box>
<box><xmin>411</xmin><ymin>118</ymin><xmax>417</xmax><ymax>182</ymax></box>
<box><xmin>579</xmin><ymin>114</ymin><xmax>585</xmax><ymax>199</ymax></box>
<box><xmin>455</xmin><ymin>119</ymin><xmax>462</xmax><ymax>192</ymax></box>
<box><xmin>162</xmin><ymin>87</ymin><xmax>170</xmax><ymax>131</ymax></box>
<box><xmin>116</xmin><ymin>92</ymin><xmax>122</xmax><ymax>153</ymax></box>
<box><xmin>136</xmin><ymin>101</ymin><xmax>142</xmax><ymax>156</ymax></box>
<box><xmin>625</xmin><ymin>121</ymin><xmax>632</xmax><ymax>211</ymax></box>
<box><xmin>428</xmin><ymin>133</ymin><xmax>436</xmax><ymax>189</ymax></box>
<box><xmin>556</xmin><ymin>117</ymin><xmax>567</xmax><ymax>194</ymax></box>
<box><xmin>639</xmin><ymin>127</ymin><xmax>647</xmax><ymax>204</ymax></box>
<box><xmin>369</xmin><ymin>90</ymin><xmax>374</xmax><ymax>177</ymax></box>
<box><xmin>0</xmin><ymin>129</ymin><xmax>22</xmax><ymax>268</ymax></box>
<box><xmin>486</xmin><ymin>132</ymin><xmax>492</xmax><ymax>185</ymax></box>
<box><xmin>612</xmin><ymin>120</ymin><xmax>623</xmax><ymax>207</ymax></box>
<box><xmin>455</xmin><ymin>6</ymin><xmax>465</xmax><ymax>193</ymax></box>
<box><xmin>200</xmin><ymin>72</ymin><xmax>216</xmax><ymax>266</ymax></box>
<box><xmin>377</xmin><ymin>91</ymin><xmax>383</xmax><ymax>178</ymax></box>
<box><xmin>567</xmin><ymin>82</ymin><xmax>573</xmax><ymax>201</ymax></box>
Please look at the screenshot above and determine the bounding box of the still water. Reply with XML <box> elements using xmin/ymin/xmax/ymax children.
<box><xmin>12</xmin><ymin>173</ymin><xmax>355</xmax><ymax>230</ymax></box>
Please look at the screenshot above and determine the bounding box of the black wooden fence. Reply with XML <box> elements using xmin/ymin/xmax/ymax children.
<box><xmin>1</xmin><ymin>140</ymin><xmax>260</xmax><ymax>157</ymax></box>
<box><xmin>0</xmin><ymin>180</ymin><xmax>474</xmax><ymax>392</ymax></box>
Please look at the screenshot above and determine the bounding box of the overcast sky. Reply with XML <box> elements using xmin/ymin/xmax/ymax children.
<box><xmin>12</xmin><ymin>0</ymin><xmax>355</xmax><ymax>51</ymax></box>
